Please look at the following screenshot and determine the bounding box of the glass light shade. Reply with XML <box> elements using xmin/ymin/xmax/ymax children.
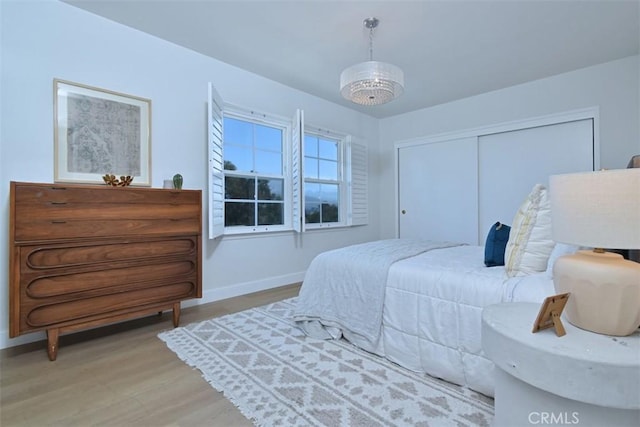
<box><xmin>549</xmin><ymin>168</ymin><xmax>640</xmax><ymax>249</ymax></box>
<box><xmin>340</xmin><ymin>61</ymin><xmax>404</xmax><ymax>106</ymax></box>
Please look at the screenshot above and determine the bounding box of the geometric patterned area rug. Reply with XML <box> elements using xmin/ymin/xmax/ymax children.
<box><xmin>158</xmin><ymin>298</ymin><xmax>494</xmax><ymax>427</ymax></box>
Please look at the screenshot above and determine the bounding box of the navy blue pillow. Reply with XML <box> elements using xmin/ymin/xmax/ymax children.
<box><xmin>484</xmin><ymin>222</ymin><xmax>511</xmax><ymax>267</ymax></box>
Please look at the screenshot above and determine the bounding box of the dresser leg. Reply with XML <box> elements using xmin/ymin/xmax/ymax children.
<box><xmin>47</xmin><ymin>329</ymin><xmax>59</xmax><ymax>361</ymax></box>
<box><xmin>172</xmin><ymin>302</ymin><xmax>181</xmax><ymax>327</ymax></box>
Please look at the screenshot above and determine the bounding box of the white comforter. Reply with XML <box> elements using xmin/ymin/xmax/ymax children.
<box><xmin>295</xmin><ymin>242</ymin><xmax>554</xmax><ymax>397</ymax></box>
<box><xmin>293</xmin><ymin>239</ymin><xmax>460</xmax><ymax>345</ymax></box>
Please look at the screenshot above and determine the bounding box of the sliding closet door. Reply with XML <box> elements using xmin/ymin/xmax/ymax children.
<box><xmin>477</xmin><ymin>119</ymin><xmax>594</xmax><ymax>244</ymax></box>
<box><xmin>398</xmin><ymin>137</ymin><xmax>478</xmax><ymax>244</ymax></box>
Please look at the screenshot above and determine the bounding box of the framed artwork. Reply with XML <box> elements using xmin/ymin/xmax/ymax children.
<box><xmin>54</xmin><ymin>79</ymin><xmax>152</xmax><ymax>186</ymax></box>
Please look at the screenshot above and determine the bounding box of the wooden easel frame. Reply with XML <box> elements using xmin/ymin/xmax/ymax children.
<box><xmin>532</xmin><ymin>293</ymin><xmax>570</xmax><ymax>337</ymax></box>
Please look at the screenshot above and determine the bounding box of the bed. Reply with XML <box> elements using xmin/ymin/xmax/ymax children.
<box><xmin>294</xmin><ymin>185</ymin><xmax>563</xmax><ymax>397</ymax></box>
<box><xmin>293</xmin><ymin>242</ymin><xmax>556</xmax><ymax>397</ymax></box>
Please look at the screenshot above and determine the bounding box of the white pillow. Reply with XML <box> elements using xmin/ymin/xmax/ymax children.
<box><xmin>504</xmin><ymin>184</ymin><xmax>554</xmax><ymax>277</ymax></box>
<box><xmin>545</xmin><ymin>243</ymin><xmax>581</xmax><ymax>278</ymax></box>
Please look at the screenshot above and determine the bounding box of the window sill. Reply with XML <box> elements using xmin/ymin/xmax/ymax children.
<box><xmin>304</xmin><ymin>222</ymin><xmax>348</xmax><ymax>231</ymax></box>
<box><xmin>223</xmin><ymin>225</ymin><xmax>291</xmax><ymax>236</ymax></box>
<box><xmin>220</xmin><ymin>223</ymin><xmax>360</xmax><ymax>239</ymax></box>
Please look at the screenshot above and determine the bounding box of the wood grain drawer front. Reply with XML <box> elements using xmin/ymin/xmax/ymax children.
<box><xmin>25</xmin><ymin>282</ymin><xmax>196</xmax><ymax>329</ymax></box>
<box><xmin>14</xmin><ymin>184</ymin><xmax>199</xmax><ymax>206</ymax></box>
<box><xmin>24</xmin><ymin>260</ymin><xmax>197</xmax><ymax>298</ymax></box>
<box><xmin>19</xmin><ymin>202</ymin><xmax>200</xmax><ymax>222</ymax></box>
<box><xmin>13</xmin><ymin>183</ymin><xmax>201</xmax><ymax>241</ymax></box>
<box><xmin>15</xmin><ymin>206</ymin><xmax>200</xmax><ymax>241</ymax></box>
<box><xmin>16</xmin><ymin>218</ymin><xmax>200</xmax><ymax>241</ymax></box>
<box><xmin>23</xmin><ymin>238</ymin><xmax>197</xmax><ymax>269</ymax></box>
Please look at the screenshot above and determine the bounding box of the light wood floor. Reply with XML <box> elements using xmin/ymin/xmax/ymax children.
<box><xmin>0</xmin><ymin>283</ymin><xmax>301</xmax><ymax>427</ymax></box>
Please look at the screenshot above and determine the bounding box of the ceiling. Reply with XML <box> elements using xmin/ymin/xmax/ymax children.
<box><xmin>63</xmin><ymin>0</ymin><xmax>640</xmax><ymax>119</ymax></box>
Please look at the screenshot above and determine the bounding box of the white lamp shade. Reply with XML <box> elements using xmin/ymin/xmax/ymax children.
<box><xmin>340</xmin><ymin>61</ymin><xmax>404</xmax><ymax>106</ymax></box>
<box><xmin>549</xmin><ymin>169</ymin><xmax>640</xmax><ymax>249</ymax></box>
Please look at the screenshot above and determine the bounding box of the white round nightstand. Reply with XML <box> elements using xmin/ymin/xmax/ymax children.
<box><xmin>482</xmin><ymin>302</ymin><xmax>640</xmax><ymax>427</ymax></box>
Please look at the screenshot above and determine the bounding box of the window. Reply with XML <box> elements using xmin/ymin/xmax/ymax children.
<box><xmin>303</xmin><ymin>132</ymin><xmax>342</xmax><ymax>226</ymax></box>
<box><xmin>222</xmin><ymin>112</ymin><xmax>289</xmax><ymax>231</ymax></box>
<box><xmin>208</xmin><ymin>83</ymin><xmax>367</xmax><ymax>239</ymax></box>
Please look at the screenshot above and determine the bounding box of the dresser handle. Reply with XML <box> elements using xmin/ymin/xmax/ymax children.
<box><xmin>50</xmin><ymin>202</ymin><xmax>67</xmax><ymax>205</ymax></box>
<box><xmin>51</xmin><ymin>220</ymin><xmax>67</xmax><ymax>224</ymax></box>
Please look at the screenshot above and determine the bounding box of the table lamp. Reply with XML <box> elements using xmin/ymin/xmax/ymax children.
<box><xmin>549</xmin><ymin>168</ymin><xmax>640</xmax><ymax>336</ymax></box>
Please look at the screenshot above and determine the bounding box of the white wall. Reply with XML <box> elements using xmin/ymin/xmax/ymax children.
<box><xmin>378</xmin><ymin>55</ymin><xmax>640</xmax><ymax>239</ymax></box>
<box><xmin>0</xmin><ymin>0</ymin><xmax>381</xmax><ymax>348</ymax></box>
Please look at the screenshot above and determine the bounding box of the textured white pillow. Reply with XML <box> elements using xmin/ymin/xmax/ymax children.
<box><xmin>504</xmin><ymin>184</ymin><xmax>554</xmax><ymax>277</ymax></box>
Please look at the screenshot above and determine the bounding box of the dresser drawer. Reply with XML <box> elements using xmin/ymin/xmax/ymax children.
<box><xmin>23</xmin><ymin>281</ymin><xmax>197</xmax><ymax>329</ymax></box>
<box><xmin>13</xmin><ymin>183</ymin><xmax>201</xmax><ymax>241</ymax></box>
<box><xmin>13</xmin><ymin>183</ymin><xmax>199</xmax><ymax>206</ymax></box>
<box><xmin>14</xmin><ymin>216</ymin><xmax>200</xmax><ymax>241</ymax></box>
<box><xmin>21</xmin><ymin>237</ymin><xmax>197</xmax><ymax>269</ymax></box>
<box><xmin>24</xmin><ymin>259</ymin><xmax>197</xmax><ymax>298</ymax></box>
<box><xmin>16</xmin><ymin>201</ymin><xmax>200</xmax><ymax>223</ymax></box>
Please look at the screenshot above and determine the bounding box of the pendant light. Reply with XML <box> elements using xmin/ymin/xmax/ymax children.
<box><xmin>340</xmin><ymin>17</ymin><xmax>404</xmax><ymax>106</ymax></box>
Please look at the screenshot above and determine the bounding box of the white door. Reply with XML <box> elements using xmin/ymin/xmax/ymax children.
<box><xmin>398</xmin><ymin>137</ymin><xmax>478</xmax><ymax>244</ymax></box>
<box><xmin>397</xmin><ymin>118</ymin><xmax>595</xmax><ymax>245</ymax></box>
<box><xmin>477</xmin><ymin>119</ymin><xmax>594</xmax><ymax>244</ymax></box>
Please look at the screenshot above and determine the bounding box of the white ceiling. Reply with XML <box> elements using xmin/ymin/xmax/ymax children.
<box><xmin>63</xmin><ymin>0</ymin><xmax>640</xmax><ymax>119</ymax></box>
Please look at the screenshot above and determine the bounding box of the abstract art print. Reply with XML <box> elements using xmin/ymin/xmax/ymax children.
<box><xmin>54</xmin><ymin>79</ymin><xmax>151</xmax><ymax>186</ymax></box>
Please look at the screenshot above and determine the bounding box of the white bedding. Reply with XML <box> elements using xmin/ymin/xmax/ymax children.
<box><xmin>295</xmin><ymin>242</ymin><xmax>555</xmax><ymax>398</ymax></box>
<box><xmin>293</xmin><ymin>239</ymin><xmax>460</xmax><ymax>345</ymax></box>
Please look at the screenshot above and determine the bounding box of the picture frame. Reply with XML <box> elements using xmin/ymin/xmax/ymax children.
<box><xmin>54</xmin><ymin>79</ymin><xmax>152</xmax><ymax>186</ymax></box>
<box><xmin>532</xmin><ymin>292</ymin><xmax>570</xmax><ymax>337</ymax></box>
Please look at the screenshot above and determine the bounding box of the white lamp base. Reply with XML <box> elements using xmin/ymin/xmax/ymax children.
<box><xmin>553</xmin><ymin>250</ymin><xmax>640</xmax><ymax>336</ymax></box>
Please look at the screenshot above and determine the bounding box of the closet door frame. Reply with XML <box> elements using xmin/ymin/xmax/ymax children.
<box><xmin>393</xmin><ymin>107</ymin><xmax>600</xmax><ymax>239</ymax></box>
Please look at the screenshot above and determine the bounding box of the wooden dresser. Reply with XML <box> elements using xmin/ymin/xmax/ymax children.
<box><xmin>9</xmin><ymin>181</ymin><xmax>202</xmax><ymax>360</ymax></box>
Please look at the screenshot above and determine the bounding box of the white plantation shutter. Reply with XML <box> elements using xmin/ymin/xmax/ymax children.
<box><xmin>208</xmin><ymin>82</ymin><xmax>224</xmax><ymax>239</ymax></box>
<box><xmin>347</xmin><ymin>137</ymin><xmax>368</xmax><ymax>226</ymax></box>
<box><xmin>292</xmin><ymin>109</ymin><xmax>305</xmax><ymax>233</ymax></box>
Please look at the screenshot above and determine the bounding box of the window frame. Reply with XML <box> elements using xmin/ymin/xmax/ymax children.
<box><xmin>302</xmin><ymin>127</ymin><xmax>348</xmax><ymax>229</ymax></box>
<box><xmin>222</xmin><ymin>106</ymin><xmax>292</xmax><ymax>235</ymax></box>
<box><xmin>207</xmin><ymin>83</ymin><xmax>368</xmax><ymax>239</ymax></box>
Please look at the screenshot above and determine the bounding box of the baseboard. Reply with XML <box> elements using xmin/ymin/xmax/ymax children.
<box><xmin>0</xmin><ymin>331</ymin><xmax>47</xmax><ymax>350</ymax></box>
<box><xmin>0</xmin><ymin>271</ymin><xmax>306</xmax><ymax>350</ymax></box>
<box><xmin>183</xmin><ymin>271</ymin><xmax>305</xmax><ymax>308</ymax></box>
